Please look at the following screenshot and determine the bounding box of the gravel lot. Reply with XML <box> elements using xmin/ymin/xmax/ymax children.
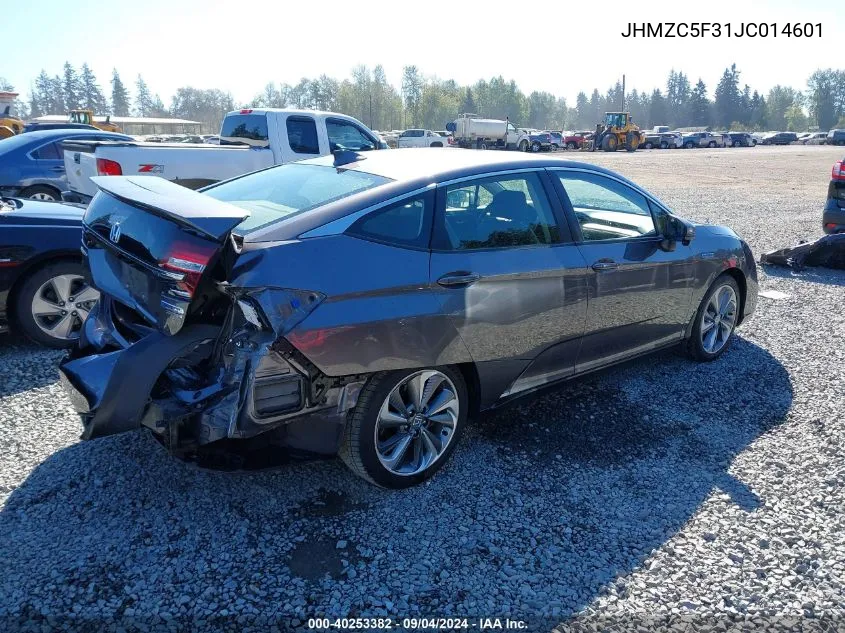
<box><xmin>1</xmin><ymin>145</ymin><xmax>844</xmax><ymax>632</ymax></box>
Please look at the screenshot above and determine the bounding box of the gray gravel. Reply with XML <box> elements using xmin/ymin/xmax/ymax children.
<box><xmin>1</xmin><ymin>145</ymin><xmax>844</xmax><ymax>632</ymax></box>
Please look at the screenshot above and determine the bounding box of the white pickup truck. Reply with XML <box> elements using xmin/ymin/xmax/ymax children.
<box><xmin>396</xmin><ymin>129</ymin><xmax>451</xmax><ymax>148</ymax></box>
<box><xmin>62</xmin><ymin>108</ymin><xmax>388</xmax><ymax>203</ymax></box>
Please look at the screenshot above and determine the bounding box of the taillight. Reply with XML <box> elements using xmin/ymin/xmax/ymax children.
<box><xmin>96</xmin><ymin>158</ymin><xmax>122</xmax><ymax>176</ymax></box>
<box><xmin>832</xmin><ymin>161</ymin><xmax>845</xmax><ymax>181</ymax></box>
<box><xmin>160</xmin><ymin>242</ymin><xmax>216</xmax><ymax>297</ymax></box>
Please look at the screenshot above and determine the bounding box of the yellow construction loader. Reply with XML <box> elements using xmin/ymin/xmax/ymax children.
<box><xmin>0</xmin><ymin>92</ymin><xmax>25</xmax><ymax>138</ymax></box>
<box><xmin>68</xmin><ymin>109</ymin><xmax>123</xmax><ymax>133</ymax></box>
<box><xmin>592</xmin><ymin>112</ymin><xmax>642</xmax><ymax>152</ymax></box>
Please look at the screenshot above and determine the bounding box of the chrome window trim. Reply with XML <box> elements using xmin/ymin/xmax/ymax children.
<box><xmin>437</xmin><ymin>167</ymin><xmax>542</xmax><ymax>188</ymax></box>
<box><xmin>298</xmin><ymin>183</ymin><xmax>436</xmax><ymax>238</ymax></box>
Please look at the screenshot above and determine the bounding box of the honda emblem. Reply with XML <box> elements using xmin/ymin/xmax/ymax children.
<box><xmin>109</xmin><ymin>222</ymin><xmax>122</xmax><ymax>243</ymax></box>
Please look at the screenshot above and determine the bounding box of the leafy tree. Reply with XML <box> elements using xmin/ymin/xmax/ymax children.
<box><xmin>110</xmin><ymin>70</ymin><xmax>131</xmax><ymax>116</ymax></box>
<box><xmin>785</xmin><ymin>104</ymin><xmax>808</xmax><ymax>131</ymax></box>
<box><xmin>401</xmin><ymin>65</ymin><xmax>423</xmax><ymax>126</ymax></box>
<box><xmin>461</xmin><ymin>87</ymin><xmax>476</xmax><ymax>114</ymax></box>
<box><xmin>806</xmin><ymin>69</ymin><xmax>840</xmax><ymax>130</ymax></box>
<box><xmin>766</xmin><ymin>86</ymin><xmax>800</xmax><ymax>130</ymax></box>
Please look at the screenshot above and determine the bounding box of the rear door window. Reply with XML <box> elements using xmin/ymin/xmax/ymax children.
<box><xmin>347</xmin><ymin>192</ymin><xmax>433</xmax><ymax>249</ymax></box>
<box><xmin>30</xmin><ymin>142</ymin><xmax>62</xmax><ymax>160</ymax></box>
<box><xmin>286</xmin><ymin>117</ymin><xmax>319</xmax><ymax>154</ymax></box>
<box><xmin>219</xmin><ymin>114</ymin><xmax>269</xmax><ymax>147</ymax></box>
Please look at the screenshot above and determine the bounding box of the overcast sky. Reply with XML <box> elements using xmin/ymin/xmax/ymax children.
<box><xmin>3</xmin><ymin>0</ymin><xmax>840</xmax><ymax>106</ymax></box>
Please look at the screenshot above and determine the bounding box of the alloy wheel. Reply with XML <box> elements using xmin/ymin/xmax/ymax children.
<box><xmin>700</xmin><ymin>285</ymin><xmax>738</xmax><ymax>354</ymax></box>
<box><xmin>30</xmin><ymin>274</ymin><xmax>99</xmax><ymax>341</ymax></box>
<box><xmin>374</xmin><ymin>370</ymin><xmax>460</xmax><ymax>477</ymax></box>
<box><xmin>29</xmin><ymin>192</ymin><xmax>56</xmax><ymax>201</ymax></box>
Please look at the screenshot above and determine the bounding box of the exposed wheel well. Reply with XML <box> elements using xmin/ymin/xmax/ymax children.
<box><xmin>454</xmin><ymin>361</ymin><xmax>481</xmax><ymax>419</ymax></box>
<box><xmin>721</xmin><ymin>268</ymin><xmax>748</xmax><ymax>324</ymax></box>
<box><xmin>20</xmin><ymin>184</ymin><xmax>62</xmax><ymax>198</ymax></box>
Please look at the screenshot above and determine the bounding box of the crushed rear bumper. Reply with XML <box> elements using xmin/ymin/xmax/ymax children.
<box><xmin>59</xmin><ymin>297</ymin><xmax>365</xmax><ymax>454</ymax></box>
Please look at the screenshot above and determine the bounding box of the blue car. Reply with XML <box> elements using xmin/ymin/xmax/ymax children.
<box><xmin>0</xmin><ymin>128</ymin><xmax>132</xmax><ymax>202</ymax></box>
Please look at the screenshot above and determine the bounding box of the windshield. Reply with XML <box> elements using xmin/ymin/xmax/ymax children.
<box><xmin>204</xmin><ymin>163</ymin><xmax>392</xmax><ymax>233</ymax></box>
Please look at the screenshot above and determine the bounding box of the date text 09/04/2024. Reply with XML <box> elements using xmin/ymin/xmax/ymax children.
<box><xmin>621</xmin><ymin>22</ymin><xmax>822</xmax><ymax>38</ymax></box>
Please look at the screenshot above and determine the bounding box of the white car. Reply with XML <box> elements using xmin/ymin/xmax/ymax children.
<box><xmin>396</xmin><ymin>129</ymin><xmax>451</xmax><ymax>148</ymax></box>
<box><xmin>62</xmin><ymin>109</ymin><xmax>388</xmax><ymax>203</ymax></box>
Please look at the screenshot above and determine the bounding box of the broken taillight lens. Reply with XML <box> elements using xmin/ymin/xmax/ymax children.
<box><xmin>160</xmin><ymin>243</ymin><xmax>216</xmax><ymax>297</ymax></box>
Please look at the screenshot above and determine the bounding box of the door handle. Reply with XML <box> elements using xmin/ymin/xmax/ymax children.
<box><xmin>50</xmin><ymin>166</ymin><xmax>66</xmax><ymax>172</ymax></box>
<box><xmin>591</xmin><ymin>260</ymin><xmax>619</xmax><ymax>271</ymax></box>
<box><xmin>437</xmin><ymin>272</ymin><xmax>481</xmax><ymax>287</ymax></box>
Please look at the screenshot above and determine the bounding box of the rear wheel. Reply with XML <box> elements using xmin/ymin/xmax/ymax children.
<box><xmin>567</xmin><ymin>141</ymin><xmax>577</xmax><ymax>150</ymax></box>
<box><xmin>686</xmin><ymin>275</ymin><xmax>741</xmax><ymax>362</ymax></box>
<box><xmin>339</xmin><ymin>367</ymin><xmax>467</xmax><ymax>488</ymax></box>
<box><xmin>644</xmin><ymin>141</ymin><xmax>653</xmax><ymax>149</ymax></box>
<box><xmin>519</xmin><ymin>140</ymin><xmax>528</xmax><ymax>152</ymax></box>
<box><xmin>531</xmin><ymin>141</ymin><xmax>541</xmax><ymax>152</ymax></box>
<box><xmin>625</xmin><ymin>132</ymin><xmax>638</xmax><ymax>152</ymax></box>
<box><xmin>20</xmin><ymin>185</ymin><xmax>60</xmax><ymax>201</ymax></box>
<box><xmin>551</xmin><ymin>144</ymin><xmax>559</xmax><ymax>151</ymax></box>
<box><xmin>685</xmin><ymin>141</ymin><xmax>695</xmax><ymax>149</ymax></box>
<box><xmin>708</xmin><ymin>141</ymin><xmax>717</xmax><ymax>148</ymax></box>
<box><xmin>13</xmin><ymin>260</ymin><xmax>100</xmax><ymax>348</ymax></box>
<box><xmin>659</xmin><ymin>141</ymin><xmax>669</xmax><ymax>149</ymax></box>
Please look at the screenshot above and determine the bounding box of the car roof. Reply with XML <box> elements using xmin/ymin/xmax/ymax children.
<box><xmin>301</xmin><ymin>148</ymin><xmax>626</xmax><ymax>184</ymax></box>
<box><xmin>17</xmin><ymin>128</ymin><xmax>130</xmax><ymax>141</ymax></box>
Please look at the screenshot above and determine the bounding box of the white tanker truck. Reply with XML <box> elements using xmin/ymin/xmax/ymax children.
<box><xmin>447</xmin><ymin>113</ymin><xmax>531</xmax><ymax>151</ymax></box>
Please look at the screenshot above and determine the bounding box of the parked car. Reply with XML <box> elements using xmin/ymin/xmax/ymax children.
<box><xmin>682</xmin><ymin>132</ymin><xmax>726</xmax><ymax>148</ymax></box>
<box><xmin>527</xmin><ymin>130</ymin><xmax>552</xmax><ymax>152</ymax></box>
<box><xmin>826</xmin><ymin>130</ymin><xmax>845</xmax><ymax>146</ymax></box>
<box><xmin>548</xmin><ymin>131</ymin><xmax>563</xmax><ymax>150</ymax></box>
<box><xmin>561</xmin><ymin>132</ymin><xmax>587</xmax><ymax>150</ymax></box>
<box><xmin>397</xmin><ymin>129</ymin><xmax>450</xmax><ymax>148</ymax></box>
<box><xmin>727</xmin><ymin>132</ymin><xmax>755</xmax><ymax>147</ymax></box>
<box><xmin>59</xmin><ymin>149</ymin><xmax>758</xmax><ymax>488</ymax></box>
<box><xmin>801</xmin><ymin>132</ymin><xmax>828</xmax><ymax>145</ymax></box>
<box><xmin>0</xmin><ymin>196</ymin><xmax>98</xmax><ymax>347</ymax></box>
<box><xmin>824</xmin><ymin>158</ymin><xmax>845</xmax><ymax>234</ymax></box>
<box><xmin>642</xmin><ymin>132</ymin><xmax>682</xmax><ymax>149</ymax></box>
<box><xmin>23</xmin><ymin>122</ymin><xmax>99</xmax><ymax>133</ymax></box>
<box><xmin>62</xmin><ymin>109</ymin><xmax>389</xmax><ymax>204</ymax></box>
<box><xmin>0</xmin><ymin>128</ymin><xmax>133</xmax><ymax>201</ymax></box>
<box><xmin>760</xmin><ymin>132</ymin><xmax>798</xmax><ymax>145</ymax></box>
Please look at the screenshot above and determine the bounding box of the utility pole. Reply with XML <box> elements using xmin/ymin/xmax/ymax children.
<box><xmin>622</xmin><ymin>74</ymin><xmax>626</xmax><ymax>111</ymax></box>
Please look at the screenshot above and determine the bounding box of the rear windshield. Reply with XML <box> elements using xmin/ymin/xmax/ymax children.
<box><xmin>219</xmin><ymin>114</ymin><xmax>269</xmax><ymax>147</ymax></box>
<box><xmin>203</xmin><ymin>163</ymin><xmax>392</xmax><ymax>233</ymax></box>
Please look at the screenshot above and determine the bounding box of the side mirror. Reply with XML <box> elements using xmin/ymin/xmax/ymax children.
<box><xmin>660</xmin><ymin>215</ymin><xmax>695</xmax><ymax>251</ymax></box>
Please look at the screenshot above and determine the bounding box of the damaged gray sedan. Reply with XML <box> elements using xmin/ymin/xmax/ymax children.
<box><xmin>60</xmin><ymin>149</ymin><xmax>758</xmax><ymax>488</ymax></box>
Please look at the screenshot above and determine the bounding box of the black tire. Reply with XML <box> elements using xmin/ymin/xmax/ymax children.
<box><xmin>602</xmin><ymin>135</ymin><xmax>617</xmax><ymax>152</ymax></box>
<box><xmin>531</xmin><ymin>141</ymin><xmax>541</xmax><ymax>152</ymax></box>
<box><xmin>644</xmin><ymin>142</ymin><xmax>653</xmax><ymax>149</ymax></box>
<box><xmin>659</xmin><ymin>141</ymin><xmax>669</xmax><ymax>149</ymax></box>
<box><xmin>13</xmin><ymin>259</ymin><xmax>96</xmax><ymax>348</ymax></box>
<box><xmin>20</xmin><ymin>185</ymin><xmax>60</xmax><ymax>201</ymax></box>
<box><xmin>685</xmin><ymin>141</ymin><xmax>695</xmax><ymax>149</ymax></box>
<box><xmin>339</xmin><ymin>367</ymin><xmax>468</xmax><ymax>488</ymax></box>
<box><xmin>686</xmin><ymin>275</ymin><xmax>741</xmax><ymax>362</ymax></box>
<box><xmin>625</xmin><ymin>131</ymin><xmax>638</xmax><ymax>152</ymax></box>
<box><xmin>430</xmin><ymin>142</ymin><xmax>443</xmax><ymax>147</ymax></box>
<box><xmin>566</xmin><ymin>141</ymin><xmax>577</xmax><ymax>150</ymax></box>
<box><xmin>519</xmin><ymin>140</ymin><xmax>528</xmax><ymax>152</ymax></box>
<box><xmin>708</xmin><ymin>141</ymin><xmax>716</xmax><ymax>148</ymax></box>
<box><xmin>551</xmin><ymin>144</ymin><xmax>559</xmax><ymax>152</ymax></box>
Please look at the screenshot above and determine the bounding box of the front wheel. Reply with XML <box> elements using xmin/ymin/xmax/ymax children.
<box><xmin>339</xmin><ymin>367</ymin><xmax>468</xmax><ymax>488</ymax></box>
<box><xmin>531</xmin><ymin>141</ymin><xmax>541</xmax><ymax>152</ymax></box>
<box><xmin>519</xmin><ymin>140</ymin><xmax>528</xmax><ymax>152</ymax></box>
<box><xmin>567</xmin><ymin>141</ymin><xmax>577</xmax><ymax>150</ymax></box>
<box><xmin>708</xmin><ymin>141</ymin><xmax>717</xmax><ymax>148</ymax></box>
<box><xmin>686</xmin><ymin>275</ymin><xmax>741</xmax><ymax>362</ymax></box>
